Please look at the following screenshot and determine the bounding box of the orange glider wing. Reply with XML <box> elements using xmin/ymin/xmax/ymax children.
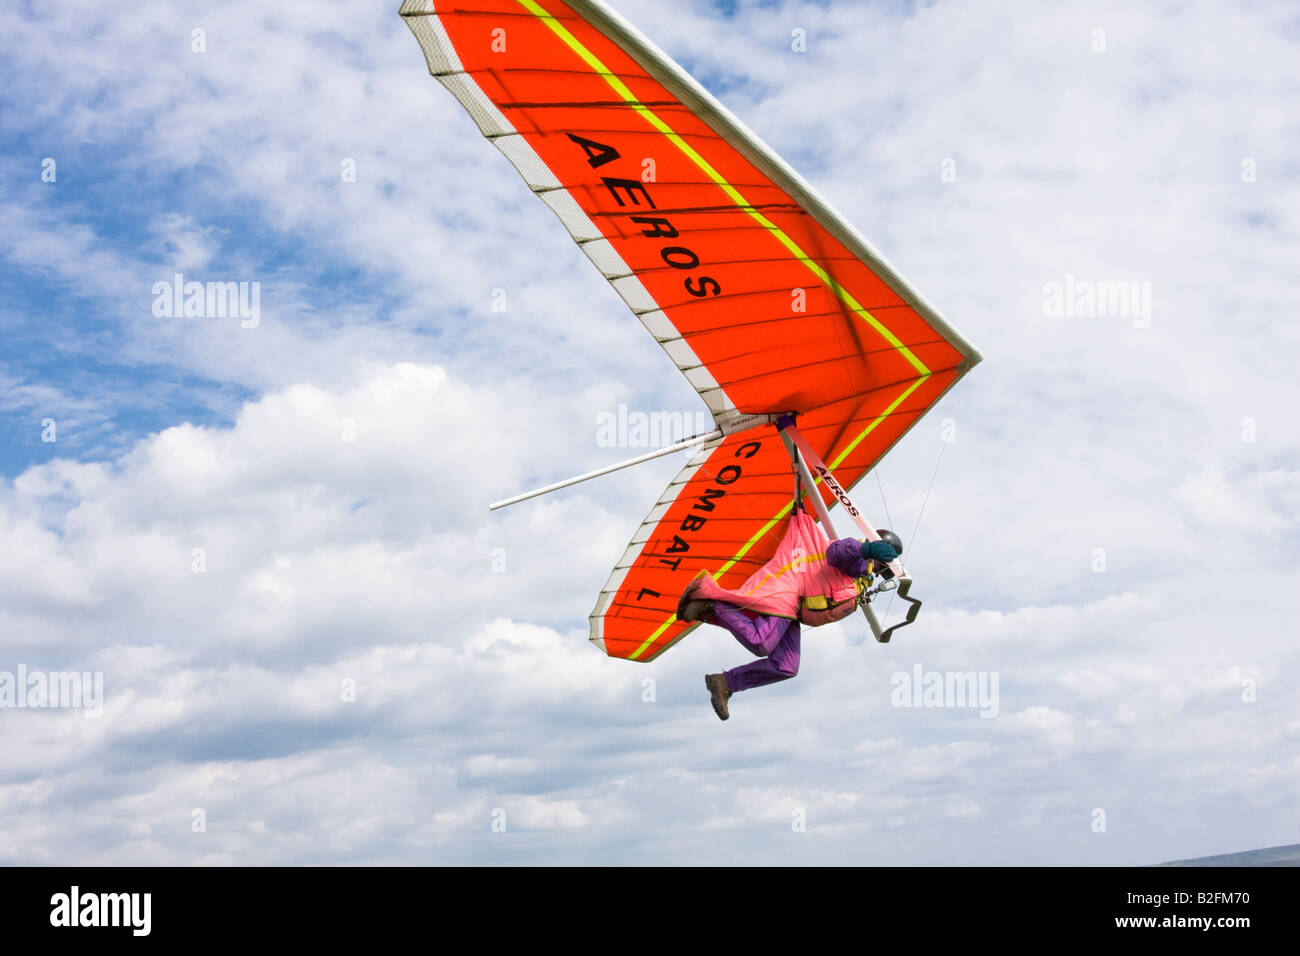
<box><xmin>401</xmin><ymin>0</ymin><xmax>981</xmax><ymax>660</ymax></box>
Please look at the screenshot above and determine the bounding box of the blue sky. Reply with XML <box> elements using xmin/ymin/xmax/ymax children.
<box><xmin>1</xmin><ymin>0</ymin><xmax>1298</xmax><ymax>865</ymax></box>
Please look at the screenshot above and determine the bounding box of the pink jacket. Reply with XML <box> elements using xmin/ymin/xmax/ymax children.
<box><xmin>691</xmin><ymin>511</ymin><xmax>873</xmax><ymax>626</ymax></box>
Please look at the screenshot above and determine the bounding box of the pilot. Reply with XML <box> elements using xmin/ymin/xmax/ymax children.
<box><xmin>676</xmin><ymin>525</ymin><xmax>902</xmax><ymax>720</ymax></box>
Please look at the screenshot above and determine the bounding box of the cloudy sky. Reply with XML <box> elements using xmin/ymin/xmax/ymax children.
<box><xmin>1</xmin><ymin>0</ymin><xmax>1297</xmax><ymax>865</ymax></box>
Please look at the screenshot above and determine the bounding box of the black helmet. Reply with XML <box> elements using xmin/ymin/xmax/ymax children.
<box><xmin>875</xmin><ymin>529</ymin><xmax>903</xmax><ymax>557</ymax></box>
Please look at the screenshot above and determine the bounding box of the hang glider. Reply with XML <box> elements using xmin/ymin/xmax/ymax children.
<box><xmin>401</xmin><ymin>0</ymin><xmax>982</xmax><ymax>661</ymax></box>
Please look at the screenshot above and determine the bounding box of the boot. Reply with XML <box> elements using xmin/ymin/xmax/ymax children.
<box><xmin>676</xmin><ymin>572</ymin><xmax>714</xmax><ymax>623</ymax></box>
<box><xmin>705</xmin><ymin>673</ymin><xmax>732</xmax><ymax>720</ymax></box>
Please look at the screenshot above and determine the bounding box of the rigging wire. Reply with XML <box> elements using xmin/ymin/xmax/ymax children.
<box><xmin>880</xmin><ymin>391</ymin><xmax>964</xmax><ymax>626</ymax></box>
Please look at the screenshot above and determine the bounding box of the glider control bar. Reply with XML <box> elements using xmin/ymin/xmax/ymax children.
<box><xmin>775</xmin><ymin>415</ymin><xmax>923</xmax><ymax>643</ymax></box>
<box><xmin>489</xmin><ymin>413</ymin><xmax>779</xmax><ymax>511</ymax></box>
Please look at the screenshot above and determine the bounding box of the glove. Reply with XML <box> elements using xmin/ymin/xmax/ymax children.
<box><xmin>860</xmin><ymin>539</ymin><xmax>899</xmax><ymax>563</ymax></box>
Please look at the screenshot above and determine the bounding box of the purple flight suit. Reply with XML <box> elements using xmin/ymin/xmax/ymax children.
<box><xmin>716</xmin><ymin>537</ymin><xmax>875</xmax><ymax>693</ymax></box>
